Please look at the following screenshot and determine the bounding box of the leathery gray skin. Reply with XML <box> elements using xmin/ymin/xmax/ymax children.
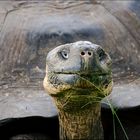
<box><xmin>44</xmin><ymin>41</ymin><xmax>113</xmax><ymax>140</ymax></box>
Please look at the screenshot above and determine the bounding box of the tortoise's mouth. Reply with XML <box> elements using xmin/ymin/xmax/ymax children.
<box><xmin>46</xmin><ymin>71</ymin><xmax>112</xmax><ymax>101</ymax></box>
<box><xmin>52</xmin><ymin>71</ymin><xmax>111</xmax><ymax>92</ymax></box>
<box><xmin>53</xmin><ymin>71</ymin><xmax>110</xmax><ymax>76</ymax></box>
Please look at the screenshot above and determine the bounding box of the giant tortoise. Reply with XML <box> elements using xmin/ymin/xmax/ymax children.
<box><xmin>43</xmin><ymin>41</ymin><xmax>113</xmax><ymax>139</ymax></box>
<box><xmin>0</xmin><ymin>0</ymin><xmax>140</xmax><ymax>140</ymax></box>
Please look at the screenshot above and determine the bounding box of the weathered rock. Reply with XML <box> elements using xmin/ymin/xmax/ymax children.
<box><xmin>0</xmin><ymin>88</ymin><xmax>57</xmax><ymax>120</ymax></box>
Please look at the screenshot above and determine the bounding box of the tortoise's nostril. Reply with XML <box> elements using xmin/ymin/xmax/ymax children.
<box><xmin>81</xmin><ymin>51</ymin><xmax>92</xmax><ymax>56</ymax></box>
<box><xmin>81</xmin><ymin>51</ymin><xmax>85</xmax><ymax>56</ymax></box>
<box><xmin>88</xmin><ymin>51</ymin><xmax>92</xmax><ymax>56</ymax></box>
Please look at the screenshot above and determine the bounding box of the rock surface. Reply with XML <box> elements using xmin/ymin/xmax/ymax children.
<box><xmin>102</xmin><ymin>79</ymin><xmax>140</xmax><ymax>109</ymax></box>
<box><xmin>0</xmin><ymin>87</ymin><xmax>57</xmax><ymax>120</ymax></box>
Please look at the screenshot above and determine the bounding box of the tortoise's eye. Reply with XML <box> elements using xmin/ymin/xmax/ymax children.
<box><xmin>97</xmin><ymin>49</ymin><xmax>106</xmax><ymax>61</ymax></box>
<box><xmin>60</xmin><ymin>50</ymin><xmax>69</xmax><ymax>59</ymax></box>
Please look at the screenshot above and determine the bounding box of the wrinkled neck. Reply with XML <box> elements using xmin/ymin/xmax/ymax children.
<box><xmin>58</xmin><ymin>104</ymin><xmax>103</xmax><ymax>140</ymax></box>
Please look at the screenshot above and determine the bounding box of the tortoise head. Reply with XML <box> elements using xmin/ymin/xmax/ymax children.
<box><xmin>43</xmin><ymin>41</ymin><xmax>113</xmax><ymax>111</ymax></box>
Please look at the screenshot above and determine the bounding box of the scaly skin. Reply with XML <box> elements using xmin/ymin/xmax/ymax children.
<box><xmin>44</xmin><ymin>41</ymin><xmax>113</xmax><ymax>139</ymax></box>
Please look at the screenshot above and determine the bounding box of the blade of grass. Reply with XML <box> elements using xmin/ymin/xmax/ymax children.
<box><xmin>106</xmin><ymin>99</ymin><xmax>129</xmax><ymax>140</ymax></box>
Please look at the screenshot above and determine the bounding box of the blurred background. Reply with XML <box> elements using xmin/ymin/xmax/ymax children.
<box><xmin>0</xmin><ymin>0</ymin><xmax>140</xmax><ymax>84</ymax></box>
